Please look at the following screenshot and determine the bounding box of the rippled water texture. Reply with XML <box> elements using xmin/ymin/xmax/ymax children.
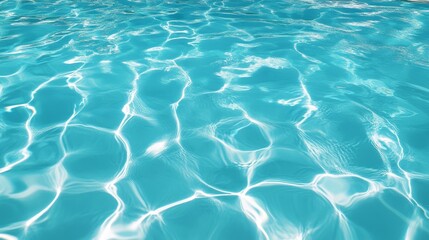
<box><xmin>1</xmin><ymin>0</ymin><xmax>429</xmax><ymax>239</ymax></box>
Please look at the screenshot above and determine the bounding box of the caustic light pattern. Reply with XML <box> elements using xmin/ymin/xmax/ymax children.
<box><xmin>1</xmin><ymin>0</ymin><xmax>429</xmax><ymax>239</ymax></box>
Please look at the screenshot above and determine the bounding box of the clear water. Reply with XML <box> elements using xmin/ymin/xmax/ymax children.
<box><xmin>1</xmin><ymin>0</ymin><xmax>429</xmax><ymax>239</ymax></box>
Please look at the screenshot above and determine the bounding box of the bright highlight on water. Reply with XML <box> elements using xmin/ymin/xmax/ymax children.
<box><xmin>1</xmin><ymin>0</ymin><xmax>429</xmax><ymax>239</ymax></box>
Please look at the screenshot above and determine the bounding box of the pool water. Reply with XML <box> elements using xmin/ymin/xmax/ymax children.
<box><xmin>1</xmin><ymin>0</ymin><xmax>429</xmax><ymax>239</ymax></box>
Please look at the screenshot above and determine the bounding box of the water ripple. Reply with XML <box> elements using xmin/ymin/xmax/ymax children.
<box><xmin>1</xmin><ymin>0</ymin><xmax>429</xmax><ymax>239</ymax></box>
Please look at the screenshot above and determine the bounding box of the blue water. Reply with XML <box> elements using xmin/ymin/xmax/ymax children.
<box><xmin>1</xmin><ymin>0</ymin><xmax>429</xmax><ymax>239</ymax></box>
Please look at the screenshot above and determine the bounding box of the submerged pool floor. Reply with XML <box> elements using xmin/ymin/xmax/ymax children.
<box><xmin>1</xmin><ymin>0</ymin><xmax>429</xmax><ymax>239</ymax></box>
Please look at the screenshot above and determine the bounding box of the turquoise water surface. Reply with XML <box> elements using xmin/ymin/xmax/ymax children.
<box><xmin>1</xmin><ymin>0</ymin><xmax>429</xmax><ymax>239</ymax></box>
